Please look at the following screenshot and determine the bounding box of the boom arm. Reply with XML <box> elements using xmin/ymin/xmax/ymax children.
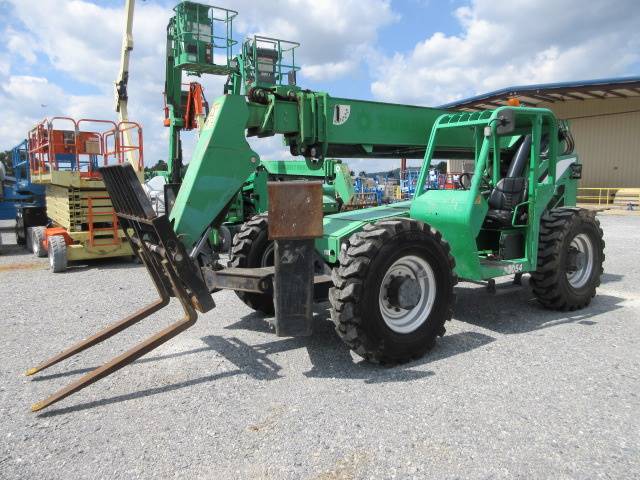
<box><xmin>114</xmin><ymin>0</ymin><xmax>138</xmax><ymax>168</ymax></box>
<box><xmin>169</xmin><ymin>92</ymin><xmax>476</xmax><ymax>248</ymax></box>
<box><xmin>115</xmin><ymin>0</ymin><xmax>135</xmax><ymax>118</ymax></box>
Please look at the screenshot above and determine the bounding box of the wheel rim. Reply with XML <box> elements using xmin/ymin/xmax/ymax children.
<box><xmin>378</xmin><ymin>255</ymin><xmax>437</xmax><ymax>334</ymax></box>
<box><xmin>32</xmin><ymin>233</ymin><xmax>39</xmax><ymax>255</ymax></box>
<box><xmin>566</xmin><ymin>233</ymin><xmax>594</xmax><ymax>289</ymax></box>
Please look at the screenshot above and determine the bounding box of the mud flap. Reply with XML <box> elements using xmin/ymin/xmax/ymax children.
<box><xmin>268</xmin><ymin>181</ymin><xmax>323</xmax><ymax>337</ymax></box>
<box><xmin>273</xmin><ymin>239</ymin><xmax>315</xmax><ymax>336</ymax></box>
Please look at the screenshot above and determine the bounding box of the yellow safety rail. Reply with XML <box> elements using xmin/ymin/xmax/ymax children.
<box><xmin>577</xmin><ymin>187</ymin><xmax>620</xmax><ymax>206</ymax></box>
<box><xmin>577</xmin><ymin>187</ymin><xmax>640</xmax><ymax>208</ymax></box>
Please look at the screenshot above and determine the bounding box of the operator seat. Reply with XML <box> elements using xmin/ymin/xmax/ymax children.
<box><xmin>483</xmin><ymin>135</ymin><xmax>531</xmax><ymax>228</ymax></box>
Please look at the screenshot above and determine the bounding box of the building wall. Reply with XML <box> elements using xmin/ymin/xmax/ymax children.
<box><xmin>538</xmin><ymin>97</ymin><xmax>640</xmax><ymax>188</ymax></box>
<box><xmin>446</xmin><ymin>159</ymin><xmax>475</xmax><ymax>173</ymax></box>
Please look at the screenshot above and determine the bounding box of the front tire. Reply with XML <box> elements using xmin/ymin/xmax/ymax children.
<box><xmin>531</xmin><ymin>207</ymin><xmax>604</xmax><ymax>310</ymax></box>
<box><xmin>329</xmin><ymin>218</ymin><xmax>457</xmax><ymax>364</ymax></box>
<box><xmin>48</xmin><ymin>235</ymin><xmax>68</xmax><ymax>273</ymax></box>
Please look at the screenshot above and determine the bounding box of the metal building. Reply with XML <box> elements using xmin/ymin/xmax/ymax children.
<box><xmin>441</xmin><ymin>77</ymin><xmax>640</xmax><ymax>188</ymax></box>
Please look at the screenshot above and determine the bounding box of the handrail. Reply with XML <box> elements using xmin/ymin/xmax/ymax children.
<box><xmin>26</xmin><ymin>117</ymin><xmax>144</xmax><ymax>180</ymax></box>
<box><xmin>577</xmin><ymin>187</ymin><xmax>640</xmax><ymax>207</ymax></box>
<box><xmin>511</xmin><ymin>200</ymin><xmax>531</xmax><ymax>227</ymax></box>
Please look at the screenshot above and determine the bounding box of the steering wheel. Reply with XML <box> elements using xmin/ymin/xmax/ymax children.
<box><xmin>458</xmin><ymin>173</ymin><xmax>492</xmax><ymax>194</ymax></box>
<box><xmin>458</xmin><ymin>173</ymin><xmax>472</xmax><ymax>190</ymax></box>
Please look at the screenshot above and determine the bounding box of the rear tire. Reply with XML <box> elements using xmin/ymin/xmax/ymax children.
<box><xmin>26</xmin><ymin>226</ymin><xmax>33</xmax><ymax>251</ymax></box>
<box><xmin>229</xmin><ymin>214</ymin><xmax>275</xmax><ymax>315</ymax></box>
<box><xmin>329</xmin><ymin>218</ymin><xmax>457</xmax><ymax>364</ymax></box>
<box><xmin>218</xmin><ymin>225</ymin><xmax>232</xmax><ymax>253</ymax></box>
<box><xmin>531</xmin><ymin>207</ymin><xmax>604</xmax><ymax>310</ymax></box>
<box><xmin>31</xmin><ymin>226</ymin><xmax>47</xmax><ymax>257</ymax></box>
<box><xmin>48</xmin><ymin>235</ymin><xmax>67</xmax><ymax>273</ymax></box>
<box><xmin>15</xmin><ymin>221</ymin><xmax>25</xmax><ymax>246</ymax></box>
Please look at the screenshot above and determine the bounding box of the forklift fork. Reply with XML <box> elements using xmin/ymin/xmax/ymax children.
<box><xmin>27</xmin><ymin>164</ymin><xmax>214</xmax><ymax>412</ymax></box>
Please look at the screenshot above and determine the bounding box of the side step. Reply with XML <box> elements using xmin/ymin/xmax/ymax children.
<box><xmin>486</xmin><ymin>273</ymin><xmax>524</xmax><ymax>294</ymax></box>
<box><xmin>27</xmin><ymin>164</ymin><xmax>215</xmax><ymax>412</ymax></box>
<box><xmin>466</xmin><ymin>273</ymin><xmax>524</xmax><ymax>295</ymax></box>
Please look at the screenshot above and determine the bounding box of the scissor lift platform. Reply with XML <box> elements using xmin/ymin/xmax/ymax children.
<box><xmin>26</xmin><ymin>117</ymin><xmax>144</xmax><ymax>271</ymax></box>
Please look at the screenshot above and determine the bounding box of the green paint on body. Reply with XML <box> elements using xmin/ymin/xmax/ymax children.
<box><xmin>170</xmin><ymin>95</ymin><xmax>258</xmax><ymax>247</ymax></box>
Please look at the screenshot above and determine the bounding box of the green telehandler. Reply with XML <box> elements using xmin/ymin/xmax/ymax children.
<box><xmin>28</xmin><ymin>1</ymin><xmax>604</xmax><ymax>412</ymax></box>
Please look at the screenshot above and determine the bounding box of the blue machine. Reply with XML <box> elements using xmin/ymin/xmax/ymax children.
<box><xmin>400</xmin><ymin>169</ymin><xmax>418</xmax><ymax>198</ymax></box>
<box><xmin>1</xmin><ymin>140</ymin><xmax>47</xmax><ymax>245</ymax></box>
<box><xmin>353</xmin><ymin>176</ymin><xmax>383</xmax><ymax>205</ymax></box>
<box><xmin>0</xmin><ymin>140</ymin><xmax>45</xmax><ymax>217</ymax></box>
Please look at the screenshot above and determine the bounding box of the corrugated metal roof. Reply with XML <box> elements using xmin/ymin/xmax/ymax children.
<box><xmin>440</xmin><ymin>76</ymin><xmax>640</xmax><ymax>111</ymax></box>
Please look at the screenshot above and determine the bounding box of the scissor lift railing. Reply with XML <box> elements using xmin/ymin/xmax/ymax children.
<box><xmin>28</xmin><ymin>118</ymin><xmax>143</xmax><ymax>184</ymax></box>
<box><xmin>105</xmin><ymin>121</ymin><xmax>144</xmax><ymax>171</ymax></box>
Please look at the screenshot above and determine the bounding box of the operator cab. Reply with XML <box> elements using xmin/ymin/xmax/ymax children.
<box><xmin>412</xmin><ymin>106</ymin><xmax>576</xmax><ymax>277</ymax></box>
<box><xmin>482</xmin><ymin>134</ymin><xmax>531</xmax><ymax>228</ymax></box>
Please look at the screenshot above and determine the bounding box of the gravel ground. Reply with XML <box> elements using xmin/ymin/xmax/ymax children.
<box><xmin>1</xmin><ymin>215</ymin><xmax>638</xmax><ymax>479</ymax></box>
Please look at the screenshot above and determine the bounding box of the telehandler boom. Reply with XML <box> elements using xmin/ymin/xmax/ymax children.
<box><xmin>28</xmin><ymin>2</ymin><xmax>604</xmax><ymax>412</ymax></box>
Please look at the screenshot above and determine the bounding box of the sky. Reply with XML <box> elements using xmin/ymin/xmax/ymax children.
<box><xmin>1</xmin><ymin>0</ymin><xmax>639</xmax><ymax>173</ymax></box>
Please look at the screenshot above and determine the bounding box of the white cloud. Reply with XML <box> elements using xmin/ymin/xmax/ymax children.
<box><xmin>5</xmin><ymin>28</ymin><xmax>37</xmax><ymax>64</ymax></box>
<box><xmin>0</xmin><ymin>75</ymin><xmax>67</xmax><ymax>149</ymax></box>
<box><xmin>303</xmin><ymin>60</ymin><xmax>354</xmax><ymax>81</ymax></box>
<box><xmin>5</xmin><ymin>0</ymin><xmax>636</xmax><ymax>175</ymax></box>
<box><xmin>222</xmin><ymin>0</ymin><xmax>397</xmax><ymax>82</ymax></box>
<box><xmin>371</xmin><ymin>0</ymin><xmax>640</xmax><ymax>105</ymax></box>
<box><xmin>0</xmin><ymin>1</ymin><xmax>173</xmax><ymax>160</ymax></box>
<box><xmin>2</xmin><ymin>0</ymin><xmax>395</xmax><ymax>165</ymax></box>
<box><xmin>9</xmin><ymin>1</ymin><xmax>122</xmax><ymax>86</ymax></box>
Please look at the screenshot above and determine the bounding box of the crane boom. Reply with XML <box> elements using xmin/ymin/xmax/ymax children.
<box><xmin>115</xmin><ymin>0</ymin><xmax>137</xmax><ymax>167</ymax></box>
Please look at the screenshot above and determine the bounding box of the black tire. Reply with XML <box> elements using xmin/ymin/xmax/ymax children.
<box><xmin>218</xmin><ymin>225</ymin><xmax>232</xmax><ymax>253</ymax></box>
<box><xmin>15</xmin><ymin>221</ymin><xmax>26</xmax><ymax>246</ymax></box>
<box><xmin>25</xmin><ymin>225</ymin><xmax>33</xmax><ymax>251</ymax></box>
<box><xmin>229</xmin><ymin>214</ymin><xmax>275</xmax><ymax>315</ymax></box>
<box><xmin>531</xmin><ymin>207</ymin><xmax>604</xmax><ymax>311</ymax></box>
<box><xmin>48</xmin><ymin>235</ymin><xmax>68</xmax><ymax>273</ymax></box>
<box><xmin>31</xmin><ymin>226</ymin><xmax>47</xmax><ymax>257</ymax></box>
<box><xmin>329</xmin><ymin>218</ymin><xmax>457</xmax><ymax>364</ymax></box>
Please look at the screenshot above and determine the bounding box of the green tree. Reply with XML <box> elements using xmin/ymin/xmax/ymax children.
<box><xmin>145</xmin><ymin>160</ymin><xmax>168</xmax><ymax>173</ymax></box>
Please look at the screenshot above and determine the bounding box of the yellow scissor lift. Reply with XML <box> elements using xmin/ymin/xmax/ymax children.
<box><xmin>27</xmin><ymin>117</ymin><xmax>144</xmax><ymax>272</ymax></box>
